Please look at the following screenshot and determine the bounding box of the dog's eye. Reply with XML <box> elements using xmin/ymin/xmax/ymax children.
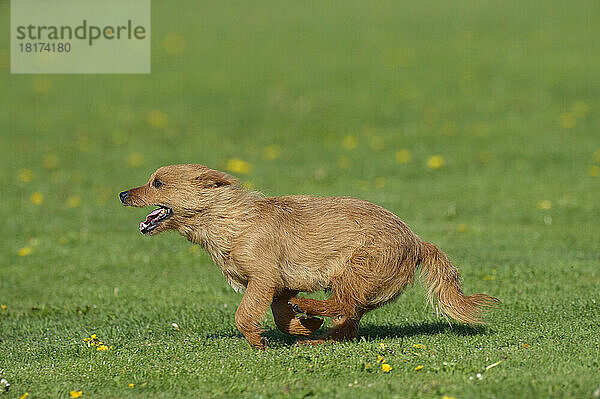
<box><xmin>152</xmin><ymin>179</ymin><xmax>163</xmax><ymax>188</ymax></box>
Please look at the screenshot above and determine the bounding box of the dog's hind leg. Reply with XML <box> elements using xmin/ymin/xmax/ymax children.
<box><xmin>271</xmin><ymin>291</ymin><xmax>323</xmax><ymax>336</ymax></box>
<box><xmin>287</xmin><ymin>297</ymin><xmax>348</xmax><ymax>318</ymax></box>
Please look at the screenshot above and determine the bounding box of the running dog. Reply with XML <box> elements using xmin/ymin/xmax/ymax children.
<box><xmin>119</xmin><ymin>164</ymin><xmax>498</xmax><ymax>348</ymax></box>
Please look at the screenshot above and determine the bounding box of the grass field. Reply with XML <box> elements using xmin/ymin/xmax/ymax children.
<box><xmin>1</xmin><ymin>0</ymin><xmax>600</xmax><ymax>398</ymax></box>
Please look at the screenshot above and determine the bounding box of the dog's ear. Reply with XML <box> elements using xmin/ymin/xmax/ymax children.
<box><xmin>195</xmin><ymin>169</ymin><xmax>238</xmax><ymax>189</ymax></box>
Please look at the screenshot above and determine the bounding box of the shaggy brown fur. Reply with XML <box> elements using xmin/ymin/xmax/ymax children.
<box><xmin>120</xmin><ymin>164</ymin><xmax>499</xmax><ymax>349</ymax></box>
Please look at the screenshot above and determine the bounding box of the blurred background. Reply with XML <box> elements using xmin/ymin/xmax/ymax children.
<box><xmin>2</xmin><ymin>0</ymin><xmax>599</xmax><ymax>302</ymax></box>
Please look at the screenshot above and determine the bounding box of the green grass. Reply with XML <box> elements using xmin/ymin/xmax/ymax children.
<box><xmin>1</xmin><ymin>0</ymin><xmax>600</xmax><ymax>397</ymax></box>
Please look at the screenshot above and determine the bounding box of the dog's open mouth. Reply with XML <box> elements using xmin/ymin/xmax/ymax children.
<box><xmin>140</xmin><ymin>206</ymin><xmax>172</xmax><ymax>234</ymax></box>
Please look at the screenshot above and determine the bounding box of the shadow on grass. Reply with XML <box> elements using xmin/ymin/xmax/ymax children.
<box><xmin>205</xmin><ymin>321</ymin><xmax>488</xmax><ymax>347</ymax></box>
<box><xmin>358</xmin><ymin>321</ymin><xmax>487</xmax><ymax>339</ymax></box>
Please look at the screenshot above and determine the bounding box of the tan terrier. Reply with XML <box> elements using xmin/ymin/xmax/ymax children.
<box><xmin>120</xmin><ymin>164</ymin><xmax>498</xmax><ymax>348</ymax></box>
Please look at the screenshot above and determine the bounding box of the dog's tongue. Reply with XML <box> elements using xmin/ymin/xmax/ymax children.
<box><xmin>140</xmin><ymin>208</ymin><xmax>163</xmax><ymax>230</ymax></box>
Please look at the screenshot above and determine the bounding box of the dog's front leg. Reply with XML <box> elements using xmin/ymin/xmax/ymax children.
<box><xmin>235</xmin><ymin>279</ymin><xmax>275</xmax><ymax>349</ymax></box>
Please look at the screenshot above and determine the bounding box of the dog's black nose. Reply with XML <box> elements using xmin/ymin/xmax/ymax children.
<box><xmin>119</xmin><ymin>191</ymin><xmax>130</xmax><ymax>203</ymax></box>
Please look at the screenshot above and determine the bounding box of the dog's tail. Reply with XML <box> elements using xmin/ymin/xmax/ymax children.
<box><xmin>418</xmin><ymin>241</ymin><xmax>499</xmax><ymax>324</ymax></box>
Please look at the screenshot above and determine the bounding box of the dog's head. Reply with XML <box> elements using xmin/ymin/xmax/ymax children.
<box><xmin>119</xmin><ymin>164</ymin><xmax>238</xmax><ymax>235</ymax></box>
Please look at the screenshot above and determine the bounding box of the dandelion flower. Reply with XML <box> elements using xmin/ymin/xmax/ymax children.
<box><xmin>379</xmin><ymin>342</ymin><xmax>386</xmax><ymax>350</ymax></box>
<box><xmin>18</xmin><ymin>169</ymin><xmax>34</xmax><ymax>183</ymax></box>
<box><xmin>588</xmin><ymin>165</ymin><xmax>600</xmax><ymax>177</ymax></box>
<box><xmin>128</xmin><ymin>152</ymin><xmax>145</xmax><ymax>167</ymax></box>
<box><xmin>342</xmin><ymin>135</ymin><xmax>358</xmax><ymax>150</ymax></box>
<box><xmin>441</xmin><ymin>396</ymin><xmax>457</xmax><ymax>399</ymax></box>
<box><xmin>18</xmin><ymin>247</ymin><xmax>33</xmax><ymax>257</ymax></box>
<box><xmin>536</xmin><ymin>200</ymin><xmax>552</xmax><ymax>210</ymax></box>
<box><xmin>32</xmin><ymin>76</ymin><xmax>51</xmax><ymax>93</ymax></box>
<box><xmin>147</xmin><ymin>109</ymin><xmax>168</xmax><ymax>128</ymax></box>
<box><xmin>225</xmin><ymin>158</ymin><xmax>252</xmax><ymax>175</ymax></box>
<box><xmin>42</xmin><ymin>154</ymin><xmax>58</xmax><ymax>169</ymax></box>
<box><xmin>427</xmin><ymin>155</ymin><xmax>444</xmax><ymax>170</ymax></box>
<box><xmin>19</xmin><ymin>393</ymin><xmax>29</xmax><ymax>399</ymax></box>
<box><xmin>457</xmin><ymin>224</ymin><xmax>468</xmax><ymax>233</ymax></box>
<box><xmin>395</xmin><ymin>149</ymin><xmax>411</xmax><ymax>164</ymax></box>
<box><xmin>163</xmin><ymin>32</ymin><xmax>186</xmax><ymax>55</ymax></box>
<box><xmin>69</xmin><ymin>390</ymin><xmax>82</xmax><ymax>398</ymax></box>
<box><xmin>96</xmin><ymin>345</ymin><xmax>109</xmax><ymax>351</ymax></box>
<box><xmin>377</xmin><ymin>355</ymin><xmax>385</xmax><ymax>363</ymax></box>
<box><xmin>128</xmin><ymin>383</ymin><xmax>135</xmax><ymax>388</ymax></box>
<box><xmin>262</xmin><ymin>145</ymin><xmax>282</xmax><ymax>161</ymax></box>
<box><xmin>477</xmin><ymin>151</ymin><xmax>492</xmax><ymax>163</ymax></box>
<box><xmin>572</xmin><ymin>101</ymin><xmax>590</xmax><ymax>118</ymax></box>
<box><xmin>374</xmin><ymin>177</ymin><xmax>386</xmax><ymax>189</ymax></box>
<box><xmin>381</xmin><ymin>363</ymin><xmax>392</xmax><ymax>373</ymax></box>
<box><xmin>558</xmin><ymin>112</ymin><xmax>576</xmax><ymax>129</ymax></box>
<box><xmin>67</xmin><ymin>196</ymin><xmax>82</xmax><ymax>208</ymax></box>
<box><xmin>412</xmin><ymin>343</ymin><xmax>427</xmax><ymax>350</ymax></box>
<box><xmin>337</xmin><ymin>156</ymin><xmax>352</xmax><ymax>170</ymax></box>
<box><xmin>442</xmin><ymin>121</ymin><xmax>457</xmax><ymax>136</ymax></box>
<box><xmin>369</xmin><ymin>136</ymin><xmax>384</xmax><ymax>151</ymax></box>
<box><xmin>30</xmin><ymin>192</ymin><xmax>44</xmax><ymax>205</ymax></box>
<box><xmin>414</xmin><ymin>365</ymin><xmax>424</xmax><ymax>371</ymax></box>
<box><xmin>1</xmin><ymin>305</ymin><xmax>6</xmax><ymax>311</ymax></box>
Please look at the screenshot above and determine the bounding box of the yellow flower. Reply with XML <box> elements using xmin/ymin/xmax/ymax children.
<box><xmin>96</xmin><ymin>345</ymin><xmax>109</xmax><ymax>351</ymax></box>
<box><xmin>19</xmin><ymin>393</ymin><xmax>29</xmax><ymax>399</ymax></box>
<box><xmin>147</xmin><ymin>109</ymin><xmax>168</xmax><ymax>128</ymax></box>
<box><xmin>412</xmin><ymin>343</ymin><xmax>427</xmax><ymax>350</ymax></box>
<box><xmin>381</xmin><ymin>363</ymin><xmax>392</xmax><ymax>373</ymax></box>
<box><xmin>441</xmin><ymin>396</ymin><xmax>457</xmax><ymax>399</ymax></box>
<box><xmin>128</xmin><ymin>152</ymin><xmax>145</xmax><ymax>167</ymax></box>
<box><xmin>18</xmin><ymin>247</ymin><xmax>33</xmax><ymax>257</ymax></box>
<box><xmin>262</xmin><ymin>145</ymin><xmax>282</xmax><ymax>161</ymax></box>
<box><xmin>67</xmin><ymin>196</ymin><xmax>82</xmax><ymax>208</ymax></box>
<box><xmin>427</xmin><ymin>155</ymin><xmax>444</xmax><ymax>170</ymax></box>
<box><xmin>572</xmin><ymin>101</ymin><xmax>590</xmax><ymax>118</ymax></box>
<box><xmin>1</xmin><ymin>305</ymin><xmax>7</xmax><ymax>310</ymax></box>
<box><xmin>91</xmin><ymin>334</ymin><xmax>97</xmax><ymax>340</ymax></box>
<box><xmin>32</xmin><ymin>76</ymin><xmax>52</xmax><ymax>94</ymax></box>
<box><xmin>18</xmin><ymin>169</ymin><xmax>34</xmax><ymax>183</ymax></box>
<box><xmin>379</xmin><ymin>342</ymin><xmax>386</xmax><ymax>350</ymax></box>
<box><xmin>477</xmin><ymin>151</ymin><xmax>492</xmax><ymax>163</ymax></box>
<box><xmin>30</xmin><ymin>192</ymin><xmax>44</xmax><ymax>205</ymax></box>
<box><xmin>558</xmin><ymin>112</ymin><xmax>576</xmax><ymax>129</ymax></box>
<box><xmin>42</xmin><ymin>154</ymin><xmax>58</xmax><ymax>169</ymax></box>
<box><xmin>457</xmin><ymin>224</ymin><xmax>468</xmax><ymax>233</ymax></box>
<box><xmin>414</xmin><ymin>365</ymin><xmax>424</xmax><ymax>371</ymax></box>
<box><xmin>337</xmin><ymin>156</ymin><xmax>352</xmax><ymax>170</ymax></box>
<box><xmin>482</xmin><ymin>275</ymin><xmax>496</xmax><ymax>281</ymax></box>
<box><xmin>395</xmin><ymin>149</ymin><xmax>411</xmax><ymax>164</ymax></box>
<box><xmin>369</xmin><ymin>136</ymin><xmax>384</xmax><ymax>151</ymax></box>
<box><xmin>225</xmin><ymin>158</ymin><xmax>252</xmax><ymax>175</ymax></box>
<box><xmin>536</xmin><ymin>200</ymin><xmax>552</xmax><ymax>210</ymax></box>
<box><xmin>69</xmin><ymin>390</ymin><xmax>82</xmax><ymax>398</ymax></box>
<box><xmin>358</xmin><ymin>180</ymin><xmax>370</xmax><ymax>191</ymax></box>
<box><xmin>442</xmin><ymin>121</ymin><xmax>457</xmax><ymax>136</ymax></box>
<box><xmin>377</xmin><ymin>355</ymin><xmax>385</xmax><ymax>363</ymax></box>
<box><xmin>128</xmin><ymin>383</ymin><xmax>135</xmax><ymax>388</ymax></box>
<box><xmin>163</xmin><ymin>32</ymin><xmax>186</xmax><ymax>55</ymax></box>
<box><xmin>342</xmin><ymin>135</ymin><xmax>358</xmax><ymax>150</ymax></box>
<box><xmin>374</xmin><ymin>177</ymin><xmax>386</xmax><ymax>189</ymax></box>
<box><xmin>588</xmin><ymin>165</ymin><xmax>600</xmax><ymax>177</ymax></box>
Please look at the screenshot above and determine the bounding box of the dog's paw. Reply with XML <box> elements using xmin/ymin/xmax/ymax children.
<box><xmin>287</xmin><ymin>300</ymin><xmax>303</xmax><ymax>314</ymax></box>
